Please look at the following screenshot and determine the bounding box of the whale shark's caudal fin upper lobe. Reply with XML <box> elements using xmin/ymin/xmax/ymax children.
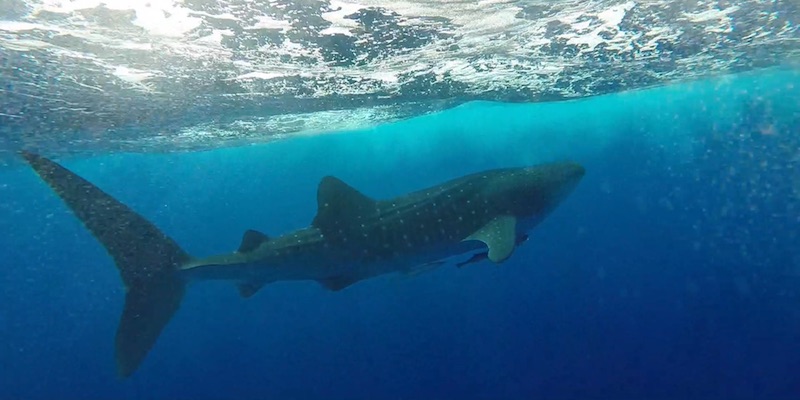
<box><xmin>20</xmin><ymin>151</ymin><xmax>190</xmax><ymax>378</ymax></box>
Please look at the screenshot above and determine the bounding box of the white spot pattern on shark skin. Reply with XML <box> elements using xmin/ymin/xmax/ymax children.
<box><xmin>30</xmin><ymin>158</ymin><xmax>583</xmax><ymax>376</ymax></box>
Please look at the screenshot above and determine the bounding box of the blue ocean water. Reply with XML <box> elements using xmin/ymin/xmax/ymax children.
<box><xmin>1</xmin><ymin>68</ymin><xmax>799</xmax><ymax>399</ymax></box>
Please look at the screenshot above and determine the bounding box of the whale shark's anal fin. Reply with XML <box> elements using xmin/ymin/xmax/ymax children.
<box><xmin>20</xmin><ymin>151</ymin><xmax>190</xmax><ymax>378</ymax></box>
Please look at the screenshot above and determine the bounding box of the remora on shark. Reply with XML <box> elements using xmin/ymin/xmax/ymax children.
<box><xmin>21</xmin><ymin>151</ymin><xmax>585</xmax><ymax>377</ymax></box>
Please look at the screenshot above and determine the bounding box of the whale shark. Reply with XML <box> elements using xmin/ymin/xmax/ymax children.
<box><xmin>20</xmin><ymin>151</ymin><xmax>585</xmax><ymax>377</ymax></box>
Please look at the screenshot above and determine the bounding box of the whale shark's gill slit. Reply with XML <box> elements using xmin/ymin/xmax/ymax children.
<box><xmin>20</xmin><ymin>151</ymin><xmax>191</xmax><ymax>378</ymax></box>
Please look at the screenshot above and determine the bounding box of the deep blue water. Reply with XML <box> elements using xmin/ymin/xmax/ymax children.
<box><xmin>1</xmin><ymin>68</ymin><xmax>799</xmax><ymax>399</ymax></box>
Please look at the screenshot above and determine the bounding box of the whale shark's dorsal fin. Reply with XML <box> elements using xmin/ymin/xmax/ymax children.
<box><xmin>238</xmin><ymin>229</ymin><xmax>269</xmax><ymax>253</ymax></box>
<box><xmin>464</xmin><ymin>215</ymin><xmax>518</xmax><ymax>263</ymax></box>
<box><xmin>312</xmin><ymin>176</ymin><xmax>377</xmax><ymax>234</ymax></box>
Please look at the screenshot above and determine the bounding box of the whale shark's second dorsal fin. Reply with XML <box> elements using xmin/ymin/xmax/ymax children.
<box><xmin>311</xmin><ymin>176</ymin><xmax>377</xmax><ymax>236</ymax></box>
<box><xmin>237</xmin><ymin>229</ymin><xmax>269</xmax><ymax>253</ymax></box>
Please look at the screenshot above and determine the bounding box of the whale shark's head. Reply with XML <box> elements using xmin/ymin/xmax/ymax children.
<box><xmin>489</xmin><ymin>161</ymin><xmax>585</xmax><ymax>218</ymax></box>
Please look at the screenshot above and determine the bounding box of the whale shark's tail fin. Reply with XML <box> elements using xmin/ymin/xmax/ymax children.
<box><xmin>21</xmin><ymin>151</ymin><xmax>189</xmax><ymax>378</ymax></box>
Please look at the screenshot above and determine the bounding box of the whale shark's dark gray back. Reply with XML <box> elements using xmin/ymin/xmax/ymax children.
<box><xmin>311</xmin><ymin>172</ymin><xmax>491</xmax><ymax>258</ymax></box>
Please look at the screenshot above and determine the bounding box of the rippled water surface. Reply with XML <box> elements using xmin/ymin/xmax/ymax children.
<box><xmin>1</xmin><ymin>0</ymin><xmax>798</xmax><ymax>157</ymax></box>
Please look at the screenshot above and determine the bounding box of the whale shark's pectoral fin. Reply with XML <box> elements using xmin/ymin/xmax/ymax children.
<box><xmin>237</xmin><ymin>229</ymin><xmax>269</xmax><ymax>253</ymax></box>
<box><xmin>312</xmin><ymin>176</ymin><xmax>377</xmax><ymax>239</ymax></box>
<box><xmin>318</xmin><ymin>275</ymin><xmax>361</xmax><ymax>291</ymax></box>
<box><xmin>457</xmin><ymin>233</ymin><xmax>530</xmax><ymax>268</ymax></box>
<box><xmin>464</xmin><ymin>215</ymin><xmax>518</xmax><ymax>263</ymax></box>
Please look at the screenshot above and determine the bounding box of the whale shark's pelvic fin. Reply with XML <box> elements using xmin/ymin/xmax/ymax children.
<box><xmin>20</xmin><ymin>151</ymin><xmax>190</xmax><ymax>378</ymax></box>
<box><xmin>237</xmin><ymin>281</ymin><xmax>267</xmax><ymax>298</ymax></box>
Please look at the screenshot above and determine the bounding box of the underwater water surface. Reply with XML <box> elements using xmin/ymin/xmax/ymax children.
<box><xmin>1</xmin><ymin>68</ymin><xmax>799</xmax><ymax>399</ymax></box>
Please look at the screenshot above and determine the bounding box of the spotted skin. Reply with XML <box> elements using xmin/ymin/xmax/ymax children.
<box><xmin>183</xmin><ymin>163</ymin><xmax>585</xmax><ymax>291</ymax></box>
<box><xmin>22</xmin><ymin>151</ymin><xmax>584</xmax><ymax>377</ymax></box>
